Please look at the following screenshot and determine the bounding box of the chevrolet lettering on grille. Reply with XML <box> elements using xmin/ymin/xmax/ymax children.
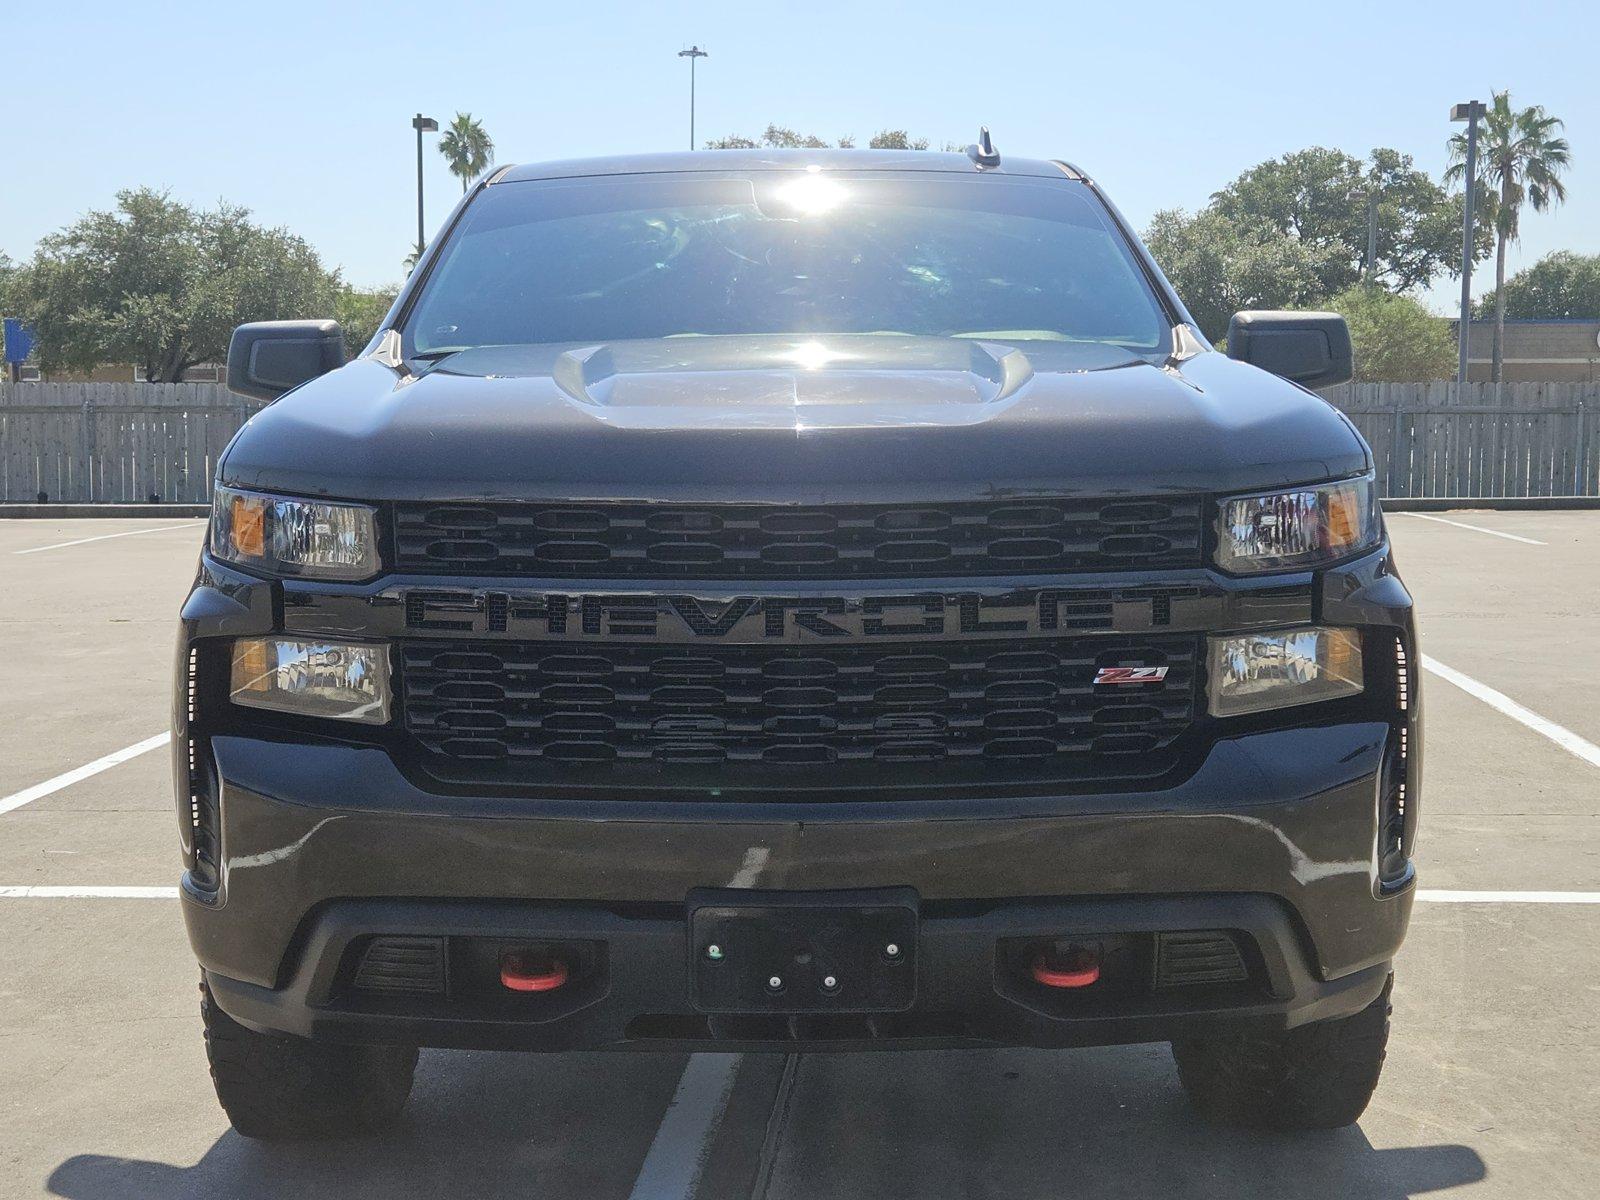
<box><xmin>400</xmin><ymin>586</ymin><xmax>1213</xmax><ymax>644</ymax></box>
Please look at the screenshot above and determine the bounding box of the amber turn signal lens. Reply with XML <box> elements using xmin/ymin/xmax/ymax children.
<box><xmin>231</xmin><ymin>638</ymin><xmax>273</xmax><ymax>693</ymax></box>
<box><xmin>229</xmin><ymin>494</ymin><xmax>266</xmax><ymax>558</ymax></box>
<box><xmin>1326</xmin><ymin>485</ymin><xmax>1364</xmax><ymax>549</ymax></box>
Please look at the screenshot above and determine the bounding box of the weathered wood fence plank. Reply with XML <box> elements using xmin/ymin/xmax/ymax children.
<box><xmin>0</xmin><ymin>383</ymin><xmax>264</xmax><ymax>503</ymax></box>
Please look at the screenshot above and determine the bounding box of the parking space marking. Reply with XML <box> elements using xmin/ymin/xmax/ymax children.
<box><xmin>1416</xmin><ymin>890</ymin><xmax>1600</xmax><ymax>904</ymax></box>
<box><xmin>626</xmin><ymin>1052</ymin><xmax>741</xmax><ymax>1200</ymax></box>
<box><xmin>0</xmin><ymin>732</ymin><xmax>171</xmax><ymax>816</ymax></box>
<box><xmin>1393</xmin><ymin>512</ymin><xmax>1547</xmax><ymax>544</ymax></box>
<box><xmin>1423</xmin><ymin>655</ymin><xmax>1600</xmax><ymax>771</ymax></box>
<box><xmin>0</xmin><ymin>885</ymin><xmax>180</xmax><ymax>899</ymax></box>
<box><xmin>11</xmin><ymin>521</ymin><xmax>205</xmax><ymax>555</ymax></box>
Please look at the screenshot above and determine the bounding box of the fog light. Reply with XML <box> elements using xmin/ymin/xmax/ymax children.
<box><xmin>1207</xmin><ymin>626</ymin><xmax>1362</xmax><ymax>717</ymax></box>
<box><xmin>229</xmin><ymin>638</ymin><xmax>390</xmax><ymax>724</ymax></box>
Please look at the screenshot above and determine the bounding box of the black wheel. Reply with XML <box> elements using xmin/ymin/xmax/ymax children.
<box><xmin>1172</xmin><ymin>974</ymin><xmax>1392</xmax><ymax>1131</ymax></box>
<box><xmin>201</xmin><ymin>979</ymin><xmax>418</xmax><ymax>1140</ymax></box>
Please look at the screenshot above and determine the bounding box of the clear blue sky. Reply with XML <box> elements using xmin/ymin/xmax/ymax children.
<box><xmin>4</xmin><ymin>0</ymin><xmax>1593</xmax><ymax>314</ymax></box>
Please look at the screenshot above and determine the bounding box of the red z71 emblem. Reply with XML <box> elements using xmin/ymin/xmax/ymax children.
<box><xmin>1093</xmin><ymin>666</ymin><xmax>1169</xmax><ymax>686</ymax></box>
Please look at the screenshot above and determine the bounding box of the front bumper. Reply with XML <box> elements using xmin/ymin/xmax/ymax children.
<box><xmin>186</xmin><ymin>718</ymin><xmax>1410</xmax><ymax>1050</ymax></box>
<box><xmin>205</xmin><ymin>892</ymin><xmax>1395</xmax><ymax>1053</ymax></box>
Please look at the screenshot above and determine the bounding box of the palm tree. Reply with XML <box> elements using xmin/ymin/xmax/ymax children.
<box><xmin>438</xmin><ymin>113</ymin><xmax>495</xmax><ymax>194</ymax></box>
<box><xmin>1447</xmin><ymin>91</ymin><xmax>1570</xmax><ymax>383</ymax></box>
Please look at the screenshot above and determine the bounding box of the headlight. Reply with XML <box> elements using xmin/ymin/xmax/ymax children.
<box><xmin>1216</xmin><ymin>475</ymin><xmax>1379</xmax><ymax>573</ymax></box>
<box><xmin>211</xmin><ymin>486</ymin><xmax>378</xmax><ymax>580</ymax></box>
<box><xmin>1207</xmin><ymin>626</ymin><xmax>1363</xmax><ymax>717</ymax></box>
<box><xmin>230</xmin><ymin>638</ymin><xmax>390</xmax><ymax>724</ymax></box>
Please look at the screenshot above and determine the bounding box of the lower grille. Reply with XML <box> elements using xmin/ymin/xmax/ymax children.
<box><xmin>353</xmin><ymin>937</ymin><xmax>447</xmax><ymax>995</ymax></box>
<box><xmin>1154</xmin><ymin>932</ymin><xmax>1249</xmax><ymax>988</ymax></box>
<box><xmin>399</xmin><ymin>634</ymin><xmax>1200</xmax><ymax>792</ymax></box>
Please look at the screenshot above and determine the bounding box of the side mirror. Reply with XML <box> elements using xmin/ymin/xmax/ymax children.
<box><xmin>1225</xmin><ymin>311</ymin><xmax>1352</xmax><ymax>389</ymax></box>
<box><xmin>226</xmin><ymin>320</ymin><xmax>346</xmax><ymax>401</ymax></box>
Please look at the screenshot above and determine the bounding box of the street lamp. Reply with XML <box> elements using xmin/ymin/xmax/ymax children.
<box><xmin>1451</xmin><ymin>100</ymin><xmax>1484</xmax><ymax>392</ymax></box>
<box><xmin>677</xmin><ymin>46</ymin><xmax>708</xmax><ymax>151</ymax></box>
<box><xmin>412</xmin><ymin>113</ymin><xmax>439</xmax><ymax>264</ymax></box>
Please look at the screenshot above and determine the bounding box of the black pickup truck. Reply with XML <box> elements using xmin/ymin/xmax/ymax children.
<box><xmin>176</xmin><ymin>143</ymin><xmax>1419</xmax><ymax>1139</ymax></box>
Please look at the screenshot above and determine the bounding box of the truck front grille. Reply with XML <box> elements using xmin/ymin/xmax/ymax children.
<box><xmin>392</xmin><ymin>497</ymin><xmax>1205</xmax><ymax>580</ymax></box>
<box><xmin>398</xmin><ymin>634</ymin><xmax>1200</xmax><ymax>792</ymax></box>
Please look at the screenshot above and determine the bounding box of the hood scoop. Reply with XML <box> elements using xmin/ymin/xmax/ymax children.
<box><xmin>549</xmin><ymin>335</ymin><xmax>1034</xmax><ymax>429</ymax></box>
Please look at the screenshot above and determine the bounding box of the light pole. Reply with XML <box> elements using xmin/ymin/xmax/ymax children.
<box><xmin>1451</xmin><ymin>101</ymin><xmax>1484</xmax><ymax>392</ymax></box>
<box><xmin>412</xmin><ymin>113</ymin><xmax>439</xmax><ymax>263</ymax></box>
<box><xmin>677</xmin><ymin>46</ymin><xmax>707</xmax><ymax>150</ymax></box>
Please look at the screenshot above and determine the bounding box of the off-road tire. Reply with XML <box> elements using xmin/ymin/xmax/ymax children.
<box><xmin>1171</xmin><ymin>974</ymin><xmax>1392</xmax><ymax>1130</ymax></box>
<box><xmin>201</xmin><ymin>979</ymin><xmax>418</xmax><ymax>1140</ymax></box>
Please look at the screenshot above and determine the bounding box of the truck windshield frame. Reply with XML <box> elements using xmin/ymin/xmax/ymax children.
<box><xmin>399</xmin><ymin>170</ymin><xmax>1175</xmax><ymax>362</ymax></box>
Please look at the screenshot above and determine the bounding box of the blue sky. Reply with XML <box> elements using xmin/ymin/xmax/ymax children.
<box><xmin>3</xmin><ymin>0</ymin><xmax>1593</xmax><ymax>314</ymax></box>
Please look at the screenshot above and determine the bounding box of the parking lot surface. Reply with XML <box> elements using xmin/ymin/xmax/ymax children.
<box><xmin>2</xmin><ymin>512</ymin><xmax>1597</xmax><ymax>1199</ymax></box>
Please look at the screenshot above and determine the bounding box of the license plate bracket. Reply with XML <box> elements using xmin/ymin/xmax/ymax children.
<box><xmin>688</xmin><ymin>889</ymin><xmax>918</xmax><ymax>1014</ymax></box>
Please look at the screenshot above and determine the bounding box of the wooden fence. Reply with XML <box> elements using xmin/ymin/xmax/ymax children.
<box><xmin>1320</xmin><ymin>382</ymin><xmax>1600</xmax><ymax>499</ymax></box>
<box><xmin>2</xmin><ymin>380</ymin><xmax>1598</xmax><ymax>504</ymax></box>
<box><xmin>0</xmin><ymin>383</ymin><xmax>261</xmax><ymax>504</ymax></box>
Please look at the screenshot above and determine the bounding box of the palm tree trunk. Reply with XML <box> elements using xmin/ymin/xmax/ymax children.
<box><xmin>1491</xmin><ymin>235</ymin><xmax>1507</xmax><ymax>385</ymax></box>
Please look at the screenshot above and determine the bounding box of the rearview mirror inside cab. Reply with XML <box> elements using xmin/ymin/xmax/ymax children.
<box><xmin>226</xmin><ymin>320</ymin><xmax>346</xmax><ymax>402</ymax></box>
<box><xmin>1225</xmin><ymin>311</ymin><xmax>1353</xmax><ymax>389</ymax></box>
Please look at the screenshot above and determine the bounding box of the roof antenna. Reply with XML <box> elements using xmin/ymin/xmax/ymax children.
<box><xmin>967</xmin><ymin>126</ymin><xmax>1000</xmax><ymax>169</ymax></box>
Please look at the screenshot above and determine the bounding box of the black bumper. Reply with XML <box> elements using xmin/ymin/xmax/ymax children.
<box><xmin>184</xmin><ymin>717</ymin><xmax>1411</xmax><ymax>1051</ymax></box>
<box><xmin>203</xmin><ymin>891</ymin><xmax>1396</xmax><ymax>1053</ymax></box>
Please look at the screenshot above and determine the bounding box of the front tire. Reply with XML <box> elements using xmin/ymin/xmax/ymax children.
<box><xmin>201</xmin><ymin>980</ymin><xmax>418</xmax><ymax>1140</ymax></box>
<box><xmin>1172</xmin><ymin>974</ymin><xmax>1392</xmax><ymax>1130</ymax></box>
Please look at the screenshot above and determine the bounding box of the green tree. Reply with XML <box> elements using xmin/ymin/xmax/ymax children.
<box><xmin>1143</xmin><ymin>208</ymin><xmax>1338</xmax><ymax>342</ymax></box>
<box><xmin>868</xmin><ymin>129</ymin><xmax>929</xmax><ymax>150</ymax></box>
<box><xmin>334</xmin><ymin>285</ymin><xmax>400</xmax><ymax>356</ymax></box>
<box><xmin>1448</xmin><ymin>91</ymin><xmax>1572</xmax><ymax>382</ymax></box>
<box><xmin>0</xmin><ymin>250</ymin><xmax>14</xmax><ymax>316</ymax></box>
<box><xmin>704</xmin><ymin>125</ymin><xmax>934</xmax><ymax>151</ymax></box>
<box><xmin>1478</xmin><ymin>251</ymin><xmax>1600</xmax><ymax>320</ymax></box>
<box><xmin>1330</xmin><ymin>285</ymin><xmax>1456</xmax><ymax>381</ymax></box>
<box><xmin>1210</xmin><ymin>146</ymin><xmax>1476</xmax><ymax>295</ymax></box>
<box><xmin>438</xmin><ymin>112</ymin><xmax>495</xmax><ymax>193</ymax></box>
<box><xmin>8</xmin><ymin>188</ymin><xmax>341</xmax><ymax>381</ymax></box>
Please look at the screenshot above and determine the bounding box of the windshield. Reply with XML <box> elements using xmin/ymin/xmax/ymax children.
<box><xmin>404</xmin><ymin>172</ymin><xmax>1171</xmax><ymax>357</ymax></box>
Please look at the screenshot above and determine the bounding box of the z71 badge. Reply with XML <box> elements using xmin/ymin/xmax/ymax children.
<box><xmin>1093</xmin><ymin>665</ymin><xmax>1170</xmax><ymax>685</ymax></box>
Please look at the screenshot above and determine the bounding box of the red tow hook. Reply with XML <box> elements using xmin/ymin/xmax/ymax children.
<box><xmin>1030</xmin><ymin>945</ymin><xmax>1101</xmax><ymax>989</ymax></box>
<box><xmin>500</xmin><ymin>952</ymin><xmax>570</xmax><ymax>993</ymax></box>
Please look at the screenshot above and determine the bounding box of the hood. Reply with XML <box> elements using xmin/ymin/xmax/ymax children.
<box><xmin>220</xmin><ymin>335</ymin><xmax>1368</xmax><ymax>504</ymax></box>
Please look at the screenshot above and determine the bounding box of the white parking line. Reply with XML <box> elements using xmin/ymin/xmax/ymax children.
<box><xmin>12</xmin><ymin>522</ymin><xmax>204</xmax><ymax>555</ymax></box>
<box><xmin>1423</xmin><ymin>655</ymin><xmax>1600</xmax><ymax>771</ymax></box>
<box><xmin>0</xmin><ymin>886</ymin><xmax>180</xmax><ymax>899</ymax></box>
<box><xmin>1416</xmin><ymin>891</ymin><xmax>1600</xmax><ymax>904</ymax></box>
<box><xmin>0</xmin><ymin>732</ymin><xmax>171</xmax><ymax>817</ymax></box>
<box><xmin>1393</xmin><ymin>512</ymin><xmax>1546</xmax><ymax>545</ymax></box>
<box><xmin>625</xmin><ymin>1053</ymin><xmax>741</xmax><ymax>1200</ymax></box>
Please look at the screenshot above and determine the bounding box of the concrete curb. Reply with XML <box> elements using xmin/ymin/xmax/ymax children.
<box><xmin>0</xmin><ymin>504</ymin><xmax>209</xmax><ymax>518</ymax></box>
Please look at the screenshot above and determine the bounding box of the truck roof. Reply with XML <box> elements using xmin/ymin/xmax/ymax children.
<box><xmin>496</xmin><ymin>148</ymin><xmax>1080</xmax><ymax>184</ymax></box>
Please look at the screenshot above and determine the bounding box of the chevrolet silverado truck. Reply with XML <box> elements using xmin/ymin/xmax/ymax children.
<box><xmin>176</xmin><ymin>141</ymin><xmax>1420</xmax><ymax>1140</ymax></box>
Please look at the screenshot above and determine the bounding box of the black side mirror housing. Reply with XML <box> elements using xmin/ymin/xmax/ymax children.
<box><xmin>1225</xmin><ymin>311</ymin><xmax>1353</xmax><ymax>389</ymax></box>
<box><xmin>226</xmin><ymin>320</ymin><xmax>346</xmax><ymax>402</ymax></box>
